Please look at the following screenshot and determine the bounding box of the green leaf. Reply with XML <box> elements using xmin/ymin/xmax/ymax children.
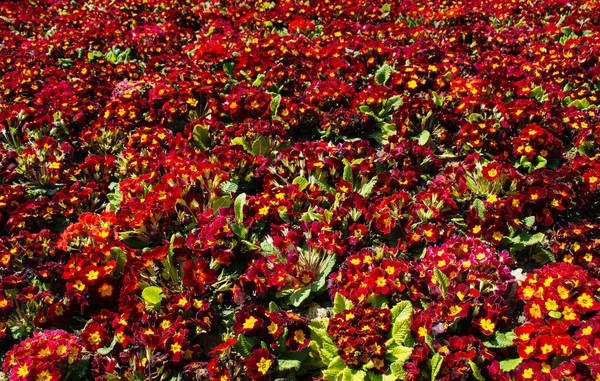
<box><xmin>234</xmin><ymin>193</ymin><xmax>246</xmax><ymax>224</ymax></box>
<box><xmin>473</xmin><ymin>199</ymin><xmax>486</xmax><ymax>219</ymax></box>
<box><xmin>235</xmin><ymin>335</ymin><xmax>255</xmax><ymax>358</ymax></box>
<box><xmin>359</xmin><ymin>177</ymin><xmax>378</xmax><ymax>198</ymax></box>
<box><xmin>499</xmin><ymin>357</ymin><xmax>522</xmax><ymax>372</ymax></box>
<box><xmin>270</xmin><ymin>94</ymin><xmax>282</xmax><ymax>117</ymax></box>
<box><xmin>313</xmin><ymin>178</ymin><xmax>336</xmax><ymax>193</ymax></box>
<box><xmin>212</xmin><ymin>196</ymin><xmax>232</xmax><ymax>213</ymax></box>
<box><xmin>252</xmin><ymin>136</ymin><xmax>270</xmax><ymax>157</ymax></box>
<box><xmin>468</xmin><ymin>361</ymin><xmax>485</xmax><ymax>381</ymax></box>
<box><xmin>142</xmin><ymin>286</ymin><xmax>165</xmax><ymax>306</ymax></box>
<box><xmin>224</xmin><ymin>61</ymin><xmax>236</xmax><ymax>77</ymax></box>
<box><xmin>532</xmin><ymin>248</ymin><xmax>556</xmax><ymax>264</ymax></box>
<box><xmin>165</xmin><ymin>234</ymin><xmax>179</xmax><ymax>283</ymax></box>
<box><xmin>277</xmin><ymin>359</ymin><xmax>301</xmax><ymax>371</ymax></box>
<box><xmin>391</xmin><ymin>301</ymin><xmax>412</xmax><ymax>322</ymax></box>
<box><xmin>219</xmin><ymin>180</ymin><xmax>238</xmax><ymax>194</ymax></box>
<box><xmin>390</xmin><ymin>361</ymin><xmax>407</xmax><ymax>379</ymax></box>
<box><xmin>333</xmin><ymin>293</ymin><xmax>354</xmax><ymax>314</ymax></box>
<box><xmin>430</xmin><ymin>353</ymin><xmax>443</xmax><ymax>381</ymax></box>
<box><xmin>389</xmin><ymin>345</ymin><xmax>413</xmax><ymax>364</ymax></box>
<box><xmin>342</xmin><ymin>368</ymin><xmax>357</xmax><ymax>381</ymax></box>
<box><xmin>482</xmin><ymin>331</ymin><xmax>517</xmax><ymax>348</ymax></box>
<box><xmin>523</xmin><ymin>216</ymin><xmax>535</xmax><ymax>228</ymax></box>
<box><xmin>106</xmin><ymin>186</ymin><xmax>123</xmax><ymax>212</ymax></box>
<box><xmin>366</xmin><ymin>294</ymin><xmax>388</xmax><ymax>308</ymax></box>
<box><xmin>322</xmin><ymin>356</ymin><xmax>345</xmax><ymax>381</ymax></box>
<box><xmin>418</xmin><ymin>130</ymin><xmax>431</xmax><ymax>146</ymax></box>
<box><xmin>384</xmin><ymin>95</ymin><xmax>403</xmax><ymax>113</ymax></box>
<box><xmin>292</xmin><ymin>176</ymin><xmax>309</xmax><ymax>191</ymax></box>
<box><xmin>434</xmin><ymin>267</ymin><xmax>450</xmax><ymax>297</ymax></box>
<box><xmin>289</xmin><ymin>285</ymin><xmax>312</xmax><ymax>307</ymax></box>
<box><xmin>432</xmin><ymin>91</ymin><xmax>444</xmax><ymax>107</ymax></box>
<box><xmin>110</xmin><ymin>247</ymin><xmax>127</xmax><ymax>277</ymax></box>
<box><xmin>533</xmin><ymin>155</ymin><xmax>547</xmax><ymax>170</ymax></box>
<box><xmin>229</xmin><ymin>222</ymin><xmax>247</xmax><ymax>239</ymax></box>
<box><xmin>548</xmin><ymin>310</ymin><xmax>562</xmax><ymax>319</ymax></box>
<box><xmin>375</xmin><ymin>63</ymin><xmax>393</xmax><ymax>85</ymax></box>
<box><xmin>193</xmin><ymin>124</ymin><xmax>210</xmax><ymax>150</ymax></box>
<box><xmin>312</xmin><ymin>255</ymin><xmax>336</xmax><ymax>292</ymax></box>
<box><xmin>520</xmin><ymin>232</ymin><xmax>546</xmax><ymax>246</ymax></box>
<box><xmin>231</xmin><ymin>137</ymin><xmax>251</xmax><ymax>152</ymax></box>
<box><xmin>359</xmin><ymin>105</ymin><xmax>372</xmax><ymax>113</ymax></box>
<box><xmin>97</xmin><ymin>336</ymin><xmax>118</xmax><ymax>355</ymax></box>
<box><xmin>343</xmin><ymin>163</ymin><xmax>354</xmax><ymax>184</ymax></box>
<box><xmin>252</xmin><ymin>73</ymin><xmax>265</xmax><ymax>87</ymax></box>
<box><xmin>392</xmin><ymin>319</ymin><xmax>411</xmax><ymax>345</ymax></box>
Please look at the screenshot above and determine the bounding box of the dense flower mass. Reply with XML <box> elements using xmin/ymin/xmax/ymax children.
<box><xmin>1</xmin><ymin>0</ymin><xmax>600</xmax><ymax>379</ymax></box>
<box><xmin>327</xmin><ymin>305</ymin><xmax>392</xmax><ymax>371</ymax></box>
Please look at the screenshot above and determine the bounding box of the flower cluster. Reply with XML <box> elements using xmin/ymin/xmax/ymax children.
<box><xmin>2</xmin><ymin>329</ymin><xmax>84</xmax><ymax>381</ymax></box>
<box><xmin>233</xmin><ymin>304</ymin><xmax>311</xmax><ymax>352</ymax></box>
<box><xmin>329</xmin><ymin>247</ymin><xmax>411</xmax><ymax>304</ymax></box>
<box><xmin>327</xmin><ymin>305</ymin><xmax>392</xmax><ymax>372</ymax></box>
<box><xmin>512</xmin><ymin>263</ymin><xmax>600</xmax><ymax>379</ymax></box>
<box><xmin>1</xmin><ymin>0</ymin><xmax>600</xmax><ymax>379</ymax></box>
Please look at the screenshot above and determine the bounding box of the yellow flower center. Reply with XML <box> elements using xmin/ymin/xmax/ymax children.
<box><xmin>294</xmin><ymin>329</ymin><xmax>306</xmax><ymax>344</ymax></box>
<box><xmin>256</xmin><ymin>357</ymin><xmax>272</xmax><ymax>375</ymax></box>
<box><xmin>243</xmin><ymin>316</ymin><xmax>258</xmax><ymax>330</ymax></box>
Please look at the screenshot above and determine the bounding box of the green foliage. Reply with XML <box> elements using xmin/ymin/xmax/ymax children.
<box><xmin>312</xmin><ymin>296</ymin><xmax>414</xmax><ymax>381</ymax></box>
<box><xmin>141</xmin><ymin>286</ymin><xmax>165</xmax><ymax>307</ymax></box>
<box><xmin>375</xmin><ymin>63</ymin><xmax>393</xmax><ymax>85</ymax></box>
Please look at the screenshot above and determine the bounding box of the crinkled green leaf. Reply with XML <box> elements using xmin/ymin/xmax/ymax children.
<box><xmin>389</xmin><ymin>345</ymin><xmax>413</xmax><ymax>364</ymax></box>
<box><xmin>499</xmin><ymin>357</ymin><xmax>522</xmax><ymax>372</ymax></box>
<box><xmin>234</xmin><ymin>193</ymin><xmax>246</xmax><ymax>224</ymax></box>
<box><xmin>375</xmin><ymin>63</ymin><xmax>392</xmax><ymax>85</ymax></box>
<box><xmin>523</xmin><ymin>216</ymin><xmax>535</xmax><ymax>228</ymax></box>
<box><xmin>468</xmin><ymin>361</ymin><xmax>485</xmax><ymax>381</ymax></box>
<box><xmin>434</xmin><ymin>267</ymin><xmax>450</xmax><ymax>297</ymax></box>
<box><xmin>322</xmin><ymin>356</ymin><xmax>345</xmax><ymax>380</ymax></box>
<box><xmin>343</xmin><ymin>163</ymin><xmax>354</xmax><ymax>184</ymax></box>
<box><xmin>289</xmin><ymin>285</ymin><xmax>312</xmax><ymax>307</ymax></box>
<box><xmin>270</xmin><ymin>94</ymin><xmax>282</xmax><ymax>117</ymax></box>
<box><xmin>483</xmin><ymin>331</ymin><xmax>517</xmax><ymax>348</ymax></box>
<box><xmin>277</xmin><ymin>359</ymin><xmax>301</xmax><ymax>371</ymax></box>
<box><xmin>219</xmin><ymin>180</ymin><xmax>238</xmax><ymax>194</ymax></box>
<box><xmin>359</xmin><ymin>176</ymin><xmax>378</xmax><ymax>198</ymax></box>
<box><xmin>252</xmin><ymin>136</ymin><xmax>270</xmax><ymax>157</ymax></box>
<box><xmin>473</xmin><ymin>199</ymin><xmax>486</xmax><ymax>220</ymax></box>
<box><xmin>97</xmin><ymin>336</ymin><xmax>118</xmax><ymax>355</ymax></box>
<box><xmin>391</xmin><ymin>301</ymin><xmax>412</xmax><ymax>322</ymax></box>
<box><xmin>312</xmin><ymin>255</ymin><xmax>336</xmax><ymax>292</ymax></box>
<box><xmin>418</xmin><ymin>130</ymin><xmax>431</xmax><ymax>146</ymax></box>
<box><xmin>212</xmin><ymin>195</ymin><xmax>232</xmax><ymax>213</ymax></box>
<box><xmin>142</xmin><ymin>286</ymin><xmax>165</xmax><ymax>306</ymax></box>
<box><xmin>431</xmin><ymin>353</ymin><xmax>443</xmax><ymax>381</ymax></box>
<box><xmin>333</xmin><ymin>293</ymin><xmax>354</xmax><ymax>314</ymax></box>
<box><xmin>292</xmin><ymin>176</ymin><xmax>309</xmax><ymax>191</ymax></box>
<box><xmin>193</xmin><ymin>124</ymin><xmax>210</xmax><ymax>150</ymax></box>
<box><xmin>110</xmin><ymin>247</ymin><xmax>127</xmax><ymax>277</ymax></box>
<box><xmin>390</xmin><ymin>361</ymin><xmax>407</xmax><ymax>379</ymax></box>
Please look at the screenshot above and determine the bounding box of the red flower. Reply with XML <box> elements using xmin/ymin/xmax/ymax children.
<box><xmin>481</xmin><ymin>162</ymin><xmax>501</xmax><ymax>181</ymax></box>
<box><xmin>285</xmin><ymin>324</ymin><xmax>311</xmax><ymax>351</ymax></box>
<box><xmin>181</xmin><ymin>259</ymin><xmax>217</xmax><ymax>292</ymax></box>
<box><xmin>209</xmin><ymin>338</ymin><xmax>237</xmax><ymax>355</ymax></box>
<box><xmin>246</xmin><ymin>348</ymin><xmax>276</xmax><ymax>380</ymax></box>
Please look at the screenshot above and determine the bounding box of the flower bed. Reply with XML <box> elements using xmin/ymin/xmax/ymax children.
<box><xmin>1</xmin><ymin>0</ymin><xmax>600</xmax><ymax>379</ymax></box>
